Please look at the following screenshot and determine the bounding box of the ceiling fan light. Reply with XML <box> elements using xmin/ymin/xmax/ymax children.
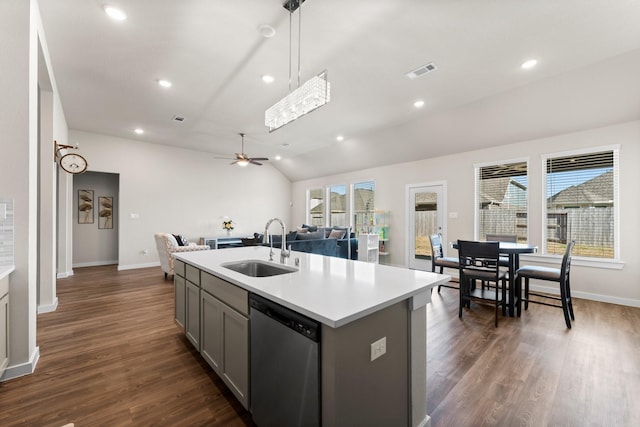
<box><xmin>237</xmin><ymin>159</ymin><xmax>250</xmax><ymax>167</ymax></box>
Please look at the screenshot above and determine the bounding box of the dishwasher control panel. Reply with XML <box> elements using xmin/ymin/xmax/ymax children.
<box><xmin>249</xmin><ymin>293</ymin><xmax>320</xmax><ymax>342</ymax></box>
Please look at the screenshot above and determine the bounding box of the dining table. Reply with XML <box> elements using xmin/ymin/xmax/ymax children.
<box><xmin>452</xmin><ymin>241</ymin><xmax>537</xmax><ymax>317</ymax></box>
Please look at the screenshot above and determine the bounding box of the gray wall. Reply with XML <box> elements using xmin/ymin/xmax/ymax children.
<box><xmin>73</xmin><ymin>171</ymin><xmax>119</xmax><ymax>267</ymax></box>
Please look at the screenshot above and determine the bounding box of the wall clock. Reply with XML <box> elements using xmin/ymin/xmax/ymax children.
<box><xmin>55</xmin><ymin>141</ymin><xmax>88</xmax><ymax>174</ymax></box>
<box><xmin>59</xmin><ymin>152</ymin><xmax>88</xmax><ymax>174</ymax></box>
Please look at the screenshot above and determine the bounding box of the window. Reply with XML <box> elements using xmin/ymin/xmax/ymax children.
<box><xmin>543</xmin><ymin>148</ymin><xmax>618</xmax><ymax>259</ymax></box>
<box><xmin>307</xmin><ymin>188</ymin><xmax>324</xmax><ymax>226</ymax></box>
<box><xmin>475</xmin><ymin>160</ymin><xmax>528</xmax><ymax>242</ymax></box>
<box><xmin>329</xmin><ymin>184</ymin><xmax>347</xmax><ymax>226</ymax></box>
<box><xmin>352</xmin><ymin>181</ymin><xmax>375</xmax><ymax>234</ymax></box>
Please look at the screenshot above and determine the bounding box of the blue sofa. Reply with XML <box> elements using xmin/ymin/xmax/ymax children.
<box><xmin>256</xmin><ymin>226</ymin><xmax>358</xmax><ymax>260</ymax></box>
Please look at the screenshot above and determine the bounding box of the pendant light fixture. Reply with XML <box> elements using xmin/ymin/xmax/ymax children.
<box><xmin>264</xmin><ymin>0</ymin><xmax>330</xmax><ymax>132</ymax></box>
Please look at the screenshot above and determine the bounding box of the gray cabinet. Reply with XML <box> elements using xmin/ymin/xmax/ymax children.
<box><xmin>200</xmin><ymin>271</ymin><xmax>249</xmax><ymax>409</ymax></box>
<box><xmin>174</xmin><ymin>260</ymin><xmax>186</xmax><ymax>330</ymax></box>
<box><xmin>0</xmin><ymin>275</ymin><xmax>9</xmax><ymax>377</ymax></box>
<box><xmin>200</xmin><ymin>290</ymin><xmax>222</xmax><ymax>371</ymax></box>
<box><xmin>185</xmin><ymin>273</ymin><xmax>201</xmax><ymax>350</ymax></box>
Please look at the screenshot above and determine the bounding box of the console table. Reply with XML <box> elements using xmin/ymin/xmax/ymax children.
<box><xmin>200</xmin><ymin>236</ymin><xmax>244</xmax><ymax>250</ymax></box>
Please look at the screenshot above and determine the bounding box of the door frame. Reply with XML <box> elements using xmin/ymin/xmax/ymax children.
<box><xmin>405</xmin><ymin>181</ymin><xmax>448</xmax><ymax>270</ymax></box>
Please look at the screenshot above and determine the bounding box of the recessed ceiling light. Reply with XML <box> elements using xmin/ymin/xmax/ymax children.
<box><xmin>280</xmin><ymin>143</ymin><xmax>290</xmax><ymax>148</ymax></box>
<box><xmin>158</xmin><ymin>79</ymin><xmax>172</xmax><ymax>88</ymax></box>
<box><xmin>275</xmin><ymin>155</ymin><xmax>282</xmax><ymax>161</ymax></box>
<box><xmin>521</xmin><ymin>59</ymin><xmax>538</xmax><ymax>69</ymax></box>
<box><xmin>262</xmin><ymin>75</ymin><xmax>274</xmax><ymax>84</ymax></box>
<box><xmin>258</xmin><ymin>24</ymin><xmax>276</xmax><ymax>38</ymax></box>
<box><xmin>336</xmin><ymin>135</ymin><xmax>344</xmax><ymax>142</ymax></box>
<box><xmin>104</xmin><ymin>5</ymin><xmax>127</xmax><ymax>21</ymax></box>
<box><xmin>134</xmin><ymin>128</ymin><xmax>144</xmax><ymax>135</ymax></box>
<box><xmin>414</xmin><ymin>100</ymin><xmax>425</xmax><ymax>108</ymax></box>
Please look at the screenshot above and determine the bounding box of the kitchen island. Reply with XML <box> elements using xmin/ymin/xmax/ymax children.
<box><xmin>174</xmin><ymin>246</ymin><xmax>449</xmax><ymax>427</ymax></box>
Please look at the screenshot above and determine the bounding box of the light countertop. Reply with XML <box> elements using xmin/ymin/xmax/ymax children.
<box><xmin>0</xmin><ymin>265</ymin><xmax>15</xmax><ymax>282</ymax></box>
<box><xmin>174</xmin><ymin>247</ymin><xmax>449</xmax><ymax>327</ymax></box>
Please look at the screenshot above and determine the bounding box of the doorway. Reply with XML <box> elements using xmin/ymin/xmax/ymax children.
<box><xmin>407</xmin><ymin>182</ymin><xmax>446</xmax><ymax>270</ymax></box>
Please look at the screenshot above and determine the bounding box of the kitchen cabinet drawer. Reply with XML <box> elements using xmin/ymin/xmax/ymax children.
<box><xmin>201</xmin><ymin>271</ymin><xmax>248</xmax><ymax>316</ymax></box>
<box><xmin>186</xmin><ymin>264</ymin><xmax>200</xmax><ymax>285</ymax></box>
<box><xmin>174</xmin><ymin>260</ymin><xmax>185</xmax><ymax>278</ymax></box>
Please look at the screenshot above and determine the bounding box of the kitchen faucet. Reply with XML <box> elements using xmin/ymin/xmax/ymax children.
<box><xmin>263</xmin><ymin>218</ymin><xmax>290</xmax><ymax>264</ymax></box>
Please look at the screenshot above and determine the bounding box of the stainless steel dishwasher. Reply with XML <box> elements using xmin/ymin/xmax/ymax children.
<box><xmin>249</xmin><ymin>293</ymin><xmax>320</xmax><ymax>427</ymax></box>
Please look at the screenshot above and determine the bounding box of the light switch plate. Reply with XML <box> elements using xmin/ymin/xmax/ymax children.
<box><xmin>370</xmin><ymin>336</ymin><xmax>387</xmax><ymax>361</ymax></box>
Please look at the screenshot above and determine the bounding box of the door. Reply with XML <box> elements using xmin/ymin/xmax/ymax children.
<box><xmin>407</xmin><ymin>183</ymin><xmax>445</xmax><ymax>270</ymax></box>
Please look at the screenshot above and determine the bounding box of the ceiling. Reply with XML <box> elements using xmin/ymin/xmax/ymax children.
<box><xmin>38</xmin><ymin>0</ymin><xmax>640</xmax><ymax>181</ymax></box>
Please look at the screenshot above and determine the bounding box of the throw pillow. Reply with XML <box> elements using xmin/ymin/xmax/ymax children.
<box><xmin>296</xmin><ymin>230</ymin><xmax>325</xmax><ymax>240</ymax></box>
<box><xmin>328</xmin><ymin>229</ymin><xmax>346</xmax><ymax>239</ymax></box>
<box><xmin>172</xmin><ymin>234</ymin><xmax>185</xmax><ymax>246</ymax></box>
<box><xmin>302</xmin><ymin>224</ymin><xmax>318</xmax><ymax>232</ymax></box>
<box><xmin>296</xmin><ymin>227</ymin><xmax>309</xmax><ymax>234</ymax></box>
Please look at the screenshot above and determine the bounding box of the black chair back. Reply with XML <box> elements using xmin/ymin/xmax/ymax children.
<box><xmin>458</xmin><ymin>240</ymin><xmax>500</xmax><ymax>276</ymax></box>
<box><xmin>560</xmin><ymin>240</ymin><xmax>575</xmax><ymax>286</ymax></box>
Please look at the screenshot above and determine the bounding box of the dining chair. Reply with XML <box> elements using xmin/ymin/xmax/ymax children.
<box><xmin>457</xmin><ymin>240</ymin><xmax>507</xmax><ymax>327</ymax></box>
<box><xmin>516</xmin><ymin>240</ymin><xmax>575</xmax><ymax>328</ymax></box>
<box><xmin>485</xmin><ymin>234</ymin><xmax>517</xmax><ymax>267</ymax></box>
<box><xmin>428</xmin><ymin>234</ymin><xmax>460</xmax><ymax>293</ymax></box>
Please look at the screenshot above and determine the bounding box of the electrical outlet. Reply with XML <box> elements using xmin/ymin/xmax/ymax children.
<box><xmin>370</xmin><ymin>336</ymin><xmax>387</xmax><ymax>361</ymax></box>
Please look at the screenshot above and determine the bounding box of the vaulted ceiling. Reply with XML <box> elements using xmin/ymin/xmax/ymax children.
<box><xmin>39</xmin><ymin>0</ymin><xmax>640</xmax><ymax>181</ymax></box>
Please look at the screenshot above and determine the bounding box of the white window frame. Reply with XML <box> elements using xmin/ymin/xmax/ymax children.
<box><xmin>540</xmin><ymin>145</ymin><xmax>621</xmax><ymax>265</ymax></box>
<box><xmin>474</xmin><ymin>157</ymin><xmax>530</xmax><ymax>242</ymax></box>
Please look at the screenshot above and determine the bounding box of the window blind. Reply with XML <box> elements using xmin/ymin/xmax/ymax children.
<box><xmin>544</xmin><ymin>149</ymin><xmax>617</xmax><ymax>258</ymax></box>
<box><xmin>476</xmin><ymin>161</ymin><xmax>528</xmax><ymax>242</ymax></box>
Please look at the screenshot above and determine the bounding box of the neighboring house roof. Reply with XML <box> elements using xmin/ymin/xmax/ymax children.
<box><xmin>548</xmin><ymin>170</ymin><xmax>613</xmax><ymax>207</ymax></box>
<box><xmin>479</xmin><ymin>177</ymin><xmax>511</xmax><ymax>207</ymax></box>
<box><xmin>311</xmin><ymin>188</ymin><xmax>374</xmax><ymax>214</ymax></box>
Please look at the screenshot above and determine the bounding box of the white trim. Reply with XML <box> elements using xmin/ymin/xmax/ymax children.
<box><xmin>72</xmin><ymin>260</ymin><xmax>118</xmax><ymax>268</ymax></box>
<box><xmin>528</xmin><ymin>283</ymin><xmax>639</xmax><ymax>308</ymax></box>
<box><xmin>519</xmin><ymin>254</ymin><xmax>625</xmax><ymax>270</ymax></box>
<box><xmin>474</xmin><ymin>156</ymin><xmax>530</xmax><ymax>241</ymax></box>
<box><xmin>0</xmin><ymin>346</ymin><xmax>40</xmax><ymax>382</ymax></box>
<box><xmin>56</xmin><ymin>270</ymin><xmax>74</xmax><ymax>279</ymax></box>
<box><xmin>117</xmin><ymin>261</ymin><xmax>160</xmax><ymax>271</ymax></box>
<box><xmin>540</xmin><ymin>145</ymin><xmax>620</xmax><ymax>258</ymax></box>
<box><xmin>37</xmin><ymin>297</ymin><xmax>58</xmax><ymax>313</ymax></box>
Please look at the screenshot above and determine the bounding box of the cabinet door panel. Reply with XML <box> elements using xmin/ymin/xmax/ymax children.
<box><xmin>200</xmin><ymin>291</ymin><xmax>222</xmax><ymax>373</ymax></box>
<box><xmin>185</xmin><ymin>281</ymin><xmax>200</xmax><ymax>350</ymax></box>
<box><xmin>222</xmin><ymin>305</ymin><xmax>249</xmax><ymax>409</ymax></box>
<box><xmin>0</xmin><ymin>293</ymin><xmax>8</xmax><ymax>376</ymax></box>
<box><xmin>174</xmin><ymin>275</ymin><xmax>186</xmax><ymax>330</ymax></box>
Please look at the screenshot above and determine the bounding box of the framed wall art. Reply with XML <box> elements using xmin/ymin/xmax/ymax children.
<box><xmin>78</xmin><ymin>189</ymin><xmax>94</xmax><ymax>224</ymax></box>
<box><xmin>98</xmin><ymin>196</ymin><xmax>113</xmax><ymax>229</ymax></box>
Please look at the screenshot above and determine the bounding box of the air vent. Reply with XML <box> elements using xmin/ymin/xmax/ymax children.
<box><xmin>172</xmin><ymin>115</ymin><xmax>185</xmax><ymax>122</ymax></box>
<box><xmin>406</xmin><ymin>62</ymin><xmax>438</xmax><ymax>79</ymax></box>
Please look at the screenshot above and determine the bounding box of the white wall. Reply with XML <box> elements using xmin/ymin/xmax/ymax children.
<box><xmin>69</xmin><ymin>130</ymin><xmax>292</xmax><ymax>270</ymax></box>
<box><xmin>292</xmin><ymin>121</ymin><xmax>640</xmax><ymax>306</ymax></box>
<box><xmin>0</xmin><ymin>0</ymin><xmax>69</xmax><ymax>380</ymax></box>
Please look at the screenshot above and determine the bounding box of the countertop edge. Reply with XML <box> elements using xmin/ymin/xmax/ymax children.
<box><xmin>0</xmin><ymin>265</ymin><xmax>15</xmax><ymax>281</ymax></box>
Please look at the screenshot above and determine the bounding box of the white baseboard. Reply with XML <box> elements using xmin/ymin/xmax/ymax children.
<box><xmin>72</xmin><ymin>260</ymin><xmax>118</xmax><ymax>268</ymax></box>
<box><xmin>37</xmin><ymin>297</ymin><xmax>58</xmax><ymax>314</ymax></box>
<box><xmin>529</xmin><ymin>283</ymin><xmax>640</xmax><ymax>308</ymax></box>
<box><xmin>0</xmin><ymin>346</ymin><xmax>40</xmax><ymax>382</ymax></box>
<box><xmin>117</xmin><ymin>261</ymin><xmax>160</xmax><ymax>271</ymax></box>
<box><xmin>56</xmin><ymin>270</ymin><xmax>74</xmax><ymax>279</ymax></box>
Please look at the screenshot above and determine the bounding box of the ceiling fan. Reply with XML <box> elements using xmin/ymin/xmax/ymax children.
<box><xmin>225</xmin><ymin>133</ymin><xmax>269</xmax><ymax>167</ymax></box>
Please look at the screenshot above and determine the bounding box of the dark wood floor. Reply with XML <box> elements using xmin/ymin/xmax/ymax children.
<box><xmin>0</xmin><ymin>266</ymin><xmax>638</xmax><ymax>426</ymax></box>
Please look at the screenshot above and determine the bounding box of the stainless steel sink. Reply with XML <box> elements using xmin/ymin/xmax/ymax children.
<box><xmin>221</xmin><ymin>260</ymin><xmax>297</xmax><ymax>277</ymax></box>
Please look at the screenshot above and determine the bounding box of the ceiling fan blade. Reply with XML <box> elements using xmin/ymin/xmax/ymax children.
<box><xmin>249</xmin><ymin>160</ymin><xmax>263</xmax><ymax>166</ymax></box>
<box><xmin>250</xmin><ymin>157</ymin><xmax>269</xmax><ymax>161</ymax></box>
